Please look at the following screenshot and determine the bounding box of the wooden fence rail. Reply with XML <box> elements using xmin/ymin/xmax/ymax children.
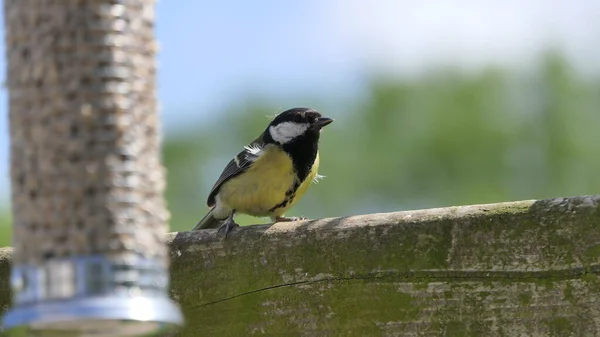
<box><xmin>2</xmin><ymin>195</ymin><xmax>600</xmax><ymax>336</ymax></box>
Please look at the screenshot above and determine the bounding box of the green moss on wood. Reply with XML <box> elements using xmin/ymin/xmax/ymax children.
<box><xmin>0</xmin><ymin>247</ymin><xmax>12</xmax><ymax>318</ymax></box>
<box><xmin>518</xmin><ymin>292</ymin><xmax>532</xmax><ymax>306</ymax></box>
<box><xmin>163</xmin><ymin>195</ymin><xmax>600</xmax><ymax>336</ymax></box>
<box><xmin>547</xmin><ymin>317</ymin><xmax>574</xmax><ymax>336</ymax></box>
<box><xmin>2</xmin><ymin>196</ymin><xmax>600</xmax><ymax>336</ymax></box>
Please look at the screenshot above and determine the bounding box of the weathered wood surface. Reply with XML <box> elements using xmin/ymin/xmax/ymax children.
<box><xmin>0</xmin><ymin>247</ymin><xmax>10</xmax><ymax>326</ymax></box>
<box><xmin>2</xmin><ymin>195</ymin><xmax>600</xmax><ymax>336</ymax></box>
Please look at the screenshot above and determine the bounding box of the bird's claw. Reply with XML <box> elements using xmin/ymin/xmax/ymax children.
<box><xmin>217</xmin><ymin>219</ymin><xmax>239</xmax><ymax>238</ymax></box>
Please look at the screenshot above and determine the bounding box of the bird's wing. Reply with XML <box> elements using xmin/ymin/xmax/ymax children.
<box><xmin>206</xmin><ymin>135</ymin><xmax>267</xmax><ymax>206</ymax></box>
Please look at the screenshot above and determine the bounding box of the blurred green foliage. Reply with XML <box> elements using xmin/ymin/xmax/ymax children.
<box><xmin>165</xmin><ymin>53</ymin><xmax>600</xmax><ymax>232</ymax></box>
<box><xmin>1</xmin><ymin>52</ymin><xmax>599</xmax><ymax>244</ymax></box>
<box><xmin>0</xmin><ymin>211</ymin><xmax>10</xmax><ymax>247</ymax></box>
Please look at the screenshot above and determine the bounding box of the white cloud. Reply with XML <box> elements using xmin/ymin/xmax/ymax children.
<box><xmin>323</xmin><ymin>0</ymin><xmax>600</xmax><ymax>73</ymax></box>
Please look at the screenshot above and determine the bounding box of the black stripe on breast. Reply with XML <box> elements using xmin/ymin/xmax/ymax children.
<box><xmin>282</xmin><ymin>129</ymin><xmax>320</xmax><ymax>183</ymax></box>
<box><xmin>268</xmin><ymin>198</ymin><xmax>290</xmax><ymax>213</ymax></box>
<box><xmin>267</xmin><ymin>129</ymin><xmax>320</xmax><ymax>214</ymax></box>
<box><xmin>268</xmin><ymin>180</ymin><xmax>300</xmax><ymax>212</ymax></box>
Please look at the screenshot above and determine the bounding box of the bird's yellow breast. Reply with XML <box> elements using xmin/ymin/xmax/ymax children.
<box><xmin>218</xmin><ymin>145</ymin><xmax>319</xmax><ymax>217</ymax></box>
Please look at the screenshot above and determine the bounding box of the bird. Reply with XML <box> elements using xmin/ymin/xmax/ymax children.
<box><xmin>192</xmin><ymin>107</ymin><xmax>334</xmax><ymax>236</ymax></box>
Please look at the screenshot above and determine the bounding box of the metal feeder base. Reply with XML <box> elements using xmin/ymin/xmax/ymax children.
<box><xmin>2</xmin><ymin>295</ymin><xmax>183</xmax><ymax>336</ymax></box>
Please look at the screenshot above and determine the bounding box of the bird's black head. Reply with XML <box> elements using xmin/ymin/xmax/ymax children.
<box><xmin>263</xmin><ymin>107</ymin><xmax>334</xmax><ymax>145</ymax></box>
<box><xmin>262</xmin><ymin>107</ymin><xmax>334</xmax><ymax>183</ymax></box>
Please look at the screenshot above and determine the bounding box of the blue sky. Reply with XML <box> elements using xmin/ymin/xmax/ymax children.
<box><xmin>0</xmin><ymin>0</ymin><xmax>598</xmax><ymax>204</ymax></box>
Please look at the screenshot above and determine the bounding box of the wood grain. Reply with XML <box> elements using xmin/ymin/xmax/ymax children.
<box><xmin>2</xmin><ymin>195</ymin><xmax>600</xmax><ymax>336</ymax></box>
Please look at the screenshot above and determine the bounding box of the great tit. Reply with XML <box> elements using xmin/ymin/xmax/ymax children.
<box><xmin>192</xmin><ymin>107</ymin><xmax>334</xmax><ymax>235</ymax></box>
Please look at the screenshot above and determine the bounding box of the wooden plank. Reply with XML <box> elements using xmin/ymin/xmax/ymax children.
<box><xmin>166</xmin><ymin>196</ymin><xmax>600</xmax><ymax>336</ymax></box>
<box><xmin>0</xmin><ymin>247</ymin><xmax>10</xmax><ymax>324</ymax></box>
<box><xmin>2</xmin><ymin>195</ymin><xmax>600</xmax><ymax>336</ymax></box>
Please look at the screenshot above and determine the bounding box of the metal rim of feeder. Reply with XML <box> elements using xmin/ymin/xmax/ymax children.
<box><xmin>2</xmin><ymin>254</ymin><xmax>183</xmax><ymax>336</ymax></box>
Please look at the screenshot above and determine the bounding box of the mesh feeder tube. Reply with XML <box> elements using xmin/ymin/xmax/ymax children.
<box><xmin>2</xmin><ymin>1</ymin><xmax>183</xmax><ymax>335</ymax></box>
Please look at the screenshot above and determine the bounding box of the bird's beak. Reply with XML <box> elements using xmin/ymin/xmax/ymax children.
<box><xmin>313</xmin><ymin>117</ymin><xmax>334</xmax><ymax>129</ymax></box>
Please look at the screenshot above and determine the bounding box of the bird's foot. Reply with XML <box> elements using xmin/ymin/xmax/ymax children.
<box><xmin>217</xmin><ymin>218</ymin><xmax>239</xmax><ymax>238</ymax></box>
<box><xmin>273</xmin><ymin>215</ymin><xmax>309</xmax><ymax>222</ymax></box>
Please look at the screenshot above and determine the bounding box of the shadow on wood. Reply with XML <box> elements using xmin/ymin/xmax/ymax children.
<box><xmin>2</xmin><ymin>195</ymin><xmax>600</xmax><ymax>336</ymax></box>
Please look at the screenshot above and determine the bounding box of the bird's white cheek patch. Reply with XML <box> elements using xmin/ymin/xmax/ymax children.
<box><xmin>269</xmin><ymin>122</ymin><xmax>309</xmax><ymax>144</ymax></box>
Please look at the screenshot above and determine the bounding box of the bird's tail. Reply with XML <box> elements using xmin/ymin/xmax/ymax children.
<box><xmin>192</xmin><ymin>207</ymin><xmax>221</xmax><ymax>230</ymax></box>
